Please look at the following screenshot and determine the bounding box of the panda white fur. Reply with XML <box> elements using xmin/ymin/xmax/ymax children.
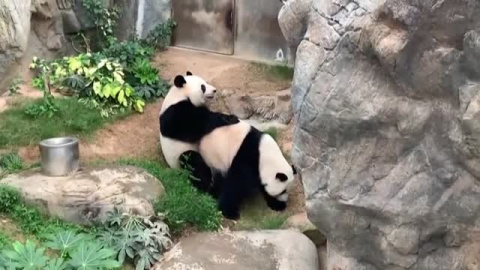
<box><xmin>199</xmin><ymin>120</ymin><xmax>297</xmax><ymax>220</ymax></box>
<box><xmin>159</xmin><ymin>71</ymin><xmax>239</xmax><ymax>192</ymax></box>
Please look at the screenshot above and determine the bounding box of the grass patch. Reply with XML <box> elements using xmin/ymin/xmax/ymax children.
<box><xmin>118</xmin><ymin>159</ymin><xmax>222</xmax><ymax>234</ymax></box>
<box><xmin>0</xmin><ymin>232</ymin><xmax>12</xmax><ymax>249</ymax></box>
<box><xmin>0</xmin><ymin>153</ymin><xmax>24</xmax><ymax>179</ymax></box>
<box><xmin>234</xmin><ymin>195</ymin><xmax>289</xmax><ymax>231</ymax></box>
<box><xmin>0</xmin><ymin>98</ymin><xmax>131</xmax><ymax>148</ymax></box>
<box><xmin>264</xmin><ymin>127</ymin><xmax>279</xmax><ymax>142</ymax></box>
<box><xmin>0</xmin><ymin>185</ymin><xmax>86</xmax><ymax>240</ymax></box>
<box><xmin>251</xmin><ymin>62</ymin><xmax>294</xmax><ymax>81</ymax></box>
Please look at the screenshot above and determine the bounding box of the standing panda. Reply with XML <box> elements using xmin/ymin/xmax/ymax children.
<box><xmin>159</xmin><ymin>71</ymin><xmax>239</xmax><ymax>192</ymax></box>
<box><xmin>199</xmin><ymin>120</ymin><xmax>297</xmax><ymax>220</ymax></box>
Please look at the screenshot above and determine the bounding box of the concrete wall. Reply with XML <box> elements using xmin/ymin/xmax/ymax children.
<box><xmin>234</xmin><ymin>0</ymin><xmax>289</xmax><ymax>64</ymax></box>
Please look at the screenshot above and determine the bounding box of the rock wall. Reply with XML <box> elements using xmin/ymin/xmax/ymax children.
<box><xmin>280</xmin><ymin>0</ymin><xmax>480</xmax><ymax>269</ymax></box>
<box><xmin>0</xmin><ymin>0</ymin><xmax>32</xmax><ymax>90</ymax></box>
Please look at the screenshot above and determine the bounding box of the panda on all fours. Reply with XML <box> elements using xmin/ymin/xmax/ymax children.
<box><xmin>198</xmin><ymin>119</ymin><xmax>297</xmax><ymax>220</ymax></box>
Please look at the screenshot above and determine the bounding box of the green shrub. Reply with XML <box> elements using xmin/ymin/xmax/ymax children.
<box><xmin>0</xmin><ymin>153</ymin><xmax>24</xmax><ymax>178</ymax></box>
<box><xmin>98</xmin><ymin>208</ymin><xmax>172</xmax><ymax>268</ymax></box>
<box><xmin>0</xmin><ymin>238</ymin><xmax>121</xmax><ymax>270</ymax></box>
<box><xmin>0</xmin><ymin>185</ymin><xmax>21</xmax><ymax>213</ymax></box>
<box><xmin>0</xmin><ymin>232</ymin><xmax>11</xmax><ymax>250</ymax></box>
<box><xmin>83</xmin><ymin>0</ymin><xmax>119</xmax><ymax>48</ymax></box>
<box><xmin>8</xmin><ymin>78</ymin><xmax>23</xmax><ymax>96</ymax></box>
<box><xmin>143</xmin><ymin>19</ymin><xmax>176</xmax><ymax>50</ymax></box>
<box><xmin>118</xmin><ymin>159</ymin><xmax>222</xmax><ymax>233</ymax></box>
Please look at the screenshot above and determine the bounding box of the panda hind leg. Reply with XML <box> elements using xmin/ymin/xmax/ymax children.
<box><xmin>179</xmin><ymin>151</ymin><xmax>213</xmax><ymax>194</ymax></box>
<box><xmin>218</xmin><ymin>168</ymin><xmax>253</xmax><ymax>220</ymax></box>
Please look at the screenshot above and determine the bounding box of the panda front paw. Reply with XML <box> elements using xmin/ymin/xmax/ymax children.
<box><xmin>222</xmin><ymin>114</ymin><xmax>239</xmax><ymax>124</ymax></box>
<box><xmin>267</xmin><ymin>200</ymin><xmax>287</xmax><ymax>212</ymax></box>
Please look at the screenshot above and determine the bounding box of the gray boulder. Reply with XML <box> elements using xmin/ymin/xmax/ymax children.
<box><xmin>280</xmin><ymin>0</ymin><xmax>480</xmax><ymax>269</ymax></box>
<box><xmin>154</xmin><ymin>230</ymin><xmax>318</xmax><ymax>270</ymax></box>
<box><xmin>1</xmin><ymin>165</ymin><xmax>164</xmax><ymax>225</ymax></box>
<box><xmin>0</xmin><ymin>0</ymin><xmax>32</xmax><ymax>89</ymax></box>
<box><xmin>222</xmin><ymin>89</ymin><xmax>293</xmax><ymax>124</ymax></box>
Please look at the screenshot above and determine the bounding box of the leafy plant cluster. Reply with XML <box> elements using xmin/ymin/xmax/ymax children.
<box><xmin>0</xmin><ymin>153</ymin><xmax>24</xmax><ymax>179</ymax></box>
<box><xmin>28</xmin><ymin>0</ymin><xmax>175</xmax><ymax>118</ymax></box>
<box><xmin>98</xmin><ymin>208</ymin><xmax>172</xmax><ymax>269</ymax></box>
<box><xmin>0</xmin><ymin>237</ymin><xmax>120</xmax><ymax>270</ymax></box>
<box><xmin>82</xmin><ymin>0</ymin><xmax>120</xmax><ymax>48</ymax></box>
<box><xmin>119</xmin><ymin>159</ymin><xmax>222</xmax><ymax>233</ymax></box>
<box><xmin>0</xmin><ymin>185</ymin><xmax>173</xmax><ymax>269</ymax></box>
<box><xmin>143</xmin><ymin>19</ymin><xmax>176</xmax><ymax>50</ymax></box>
<box><xmin>8</xmin><ymin>78</ymin><xmax>24</xmax><ymax>96</ymax></box>
<box><xmin>26</xmin><ymin>58</ymin><xmax>59</xmax><ymax>118</ymax></box>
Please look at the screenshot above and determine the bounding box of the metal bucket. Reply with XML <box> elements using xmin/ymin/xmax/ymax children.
<box><xmin>39</xmin><ymin>137</ymin><xmax>79</xmax><ymax>176</ymax></box>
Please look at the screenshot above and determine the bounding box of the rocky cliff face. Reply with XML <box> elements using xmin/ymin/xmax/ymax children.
<box><xmin>0</xmin><ymin>0</ymin><xmax>32</xmax><ymax>86</ymax></box>
<box><xmin>279</xmin><ymin>0</ymin><xmax>480</xmax><ymax>269</ymax></box>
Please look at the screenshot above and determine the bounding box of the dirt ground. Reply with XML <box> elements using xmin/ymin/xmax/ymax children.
<box><xmin>5</xmin><ymin>47</ymin><xmax>305</xmax><ymax>215</ymax></box>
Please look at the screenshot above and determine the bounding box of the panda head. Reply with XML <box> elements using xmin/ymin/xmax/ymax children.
<box><xmin>265</xmin><ymin>164</ymin><xmax>297</xmax><ymax>202</ymax></box>
<box><xmin>259</xmin><ymin>135</ymin><xmax>298</xmax><ymax>202</ymax></box>
<box><xmin>173</xmin><ymin>71</ymin><xmax>217</xmax><ymax>107</ymax></box>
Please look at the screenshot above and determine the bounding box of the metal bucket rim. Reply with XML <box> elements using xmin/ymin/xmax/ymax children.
<box><xmin>39</xmin><ymin>137</ymin><xmax>79</xmax><ymax>148</ymax></box>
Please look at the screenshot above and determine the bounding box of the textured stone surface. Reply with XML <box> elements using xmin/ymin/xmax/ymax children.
<box><xmin>279</xmin><ymin>0</ymin><xmax>480</xmax><ymax>269</ymax></box>
<box><xmin>154</xmin><ymin>230</ymin><xmax>318</xmax><ymax>270</ymax></box>
<box><xmin>1</xmin><ymin>165</ymin><xmax>164</xmax><ymax>225</ymax></box>
<box><xmin>222</xmin><ymin>89</ymin><xmax>293</xmax><ymax>124</ymax></box>
<box><xmin>0</xmin><ymin>0</ymin><xmax>32</xmax><ymax>87</ymax></box>
<box><xmin>281</xmin><ymin>212</ymin><xmax>326</xmax><ymax>246</ymax></box>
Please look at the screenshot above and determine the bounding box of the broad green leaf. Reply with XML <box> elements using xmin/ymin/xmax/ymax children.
<box><xmin>67</xmin><ymin>241</ymin><xmax>121</xmax><ymax>270</ymax></box>
<box><xmin>97</xmin><ymin>59</ymin><xmax>108</xmax><ymax>69</ymax></box>
<box><xmin>84</xmin><ymin>67</ymin><xmax>98</xmax><ymax>78</ymax></box>
<box><xmin>45</xmin><ymin>258</ymin><xmax>66</xmax><ymax>270</ymax></box>
<box><xmin>134</xmin><ymin>99</ymin><xmax>145</xmax><ymax>113</ymax></box>
<box><xmin>93</xmin><ymin>81</ymin><xmax>102</xmax><ymax>95</ymax></box>
<box><xmin>117</xmin><ymin>90</ymin><xmax>125</xmax><ymax>106</ymax></box>
<box><xmin>113</xmin><ymin>71</ymin><xmax>124</xmax><ymax>84</ymax></box>
<box><xmin>68</xmin><ymin>58</ymin><xmax>82</xmax><ymax>71</ymax></box>
<box><xmin>44</xmin><ymin>230</ymin><xmax>91</xmax><ymax>254</ymax></box>
<box><xmin>111</xmin><ymin>84</ymin><xmax>122</xmax><ymax>97</ymax></box>
<box><xmin>2</xmin><ymin>240</ymin><xmax>48</xmax><ymax>269</ymax></box>
<box><xmin>103</xmin><ymin>83</ymin><xmax>114</xmax><ymax>98</ymax></box>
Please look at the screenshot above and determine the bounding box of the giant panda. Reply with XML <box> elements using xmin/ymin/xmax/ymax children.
<box><xmin>199</xmin><ymin>120</ymin><xmax>297</xmax><ymax>220</ymax></box>
<box><xmin>159</xmin><ymin>71</ymin><xmax>239</xmax><ymax>192</ymax></box>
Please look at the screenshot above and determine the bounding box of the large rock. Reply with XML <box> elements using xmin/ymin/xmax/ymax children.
<box><xmin>1</xmin><ymin>165</ymin><xmax>164</xmax><ymax>225</ymax></box>
<box><xmin>0</xmin><ymin>0</ymin><xmax>32</xmax><ymax>88</ymax></box>
<box><xmin>155</xmin><ymin>230</ymin><xmax>318</xmax><ymax>270</ymax></box>
<box><xmin>281</xmin><ymin>212</ymin><xmax>326</xmax><ymax>246</ymax></box>
<box><xmin>222</xmin><ymin>89</ymin><xmax>293</xmax><ymax>124</ymax></box>
<box><xmin>280</xmin><ymin>0</ymin><xmax>480</xmax><ymax>269</ymax></box>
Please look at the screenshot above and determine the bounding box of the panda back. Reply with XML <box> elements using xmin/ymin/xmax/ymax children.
<box><xmin>199</xmin><ymin>121</ymin><xmax>251</xmax><ymax>173</ymax></box>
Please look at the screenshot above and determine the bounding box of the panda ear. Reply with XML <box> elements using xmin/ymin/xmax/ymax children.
<box><xmin>174</xmin><ymin>75</ymin><xmax>187</xmax><ymax>88</ymax></box>
<box><xmin>291</xmin><ymin>165</ymin><xmax>297</xmax><ymax>175</ymax></box>
<box><xmin>276</xmin><ymin>173</ymin><xmax>288</xmax><ymax>182</ymax></box>
<box><xmin>186</xmin><ymin>71</ymin><xmax>193</xmax><ymax>76</ymax></box>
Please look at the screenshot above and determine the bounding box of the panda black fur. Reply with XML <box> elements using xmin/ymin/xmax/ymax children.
<box><xmin>199</xmin><ymin>120</ymin><xmax>297</xmax><ymax>220</ymax></box>
<box><xmin>159</xmin><ymin>71</ymin><xmax>239</xmax><ymax>192</ymax></box>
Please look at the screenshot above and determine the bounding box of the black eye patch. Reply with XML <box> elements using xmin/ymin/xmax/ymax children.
<box><xmin>201</xmin><ymin>84</ymin><xmax>206</xmax><ymax>93</ymax></box>
<box><xmin>276</xmin><ymin>173</ymin><xmax>288</xmax><ymax>182</ymax></box>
